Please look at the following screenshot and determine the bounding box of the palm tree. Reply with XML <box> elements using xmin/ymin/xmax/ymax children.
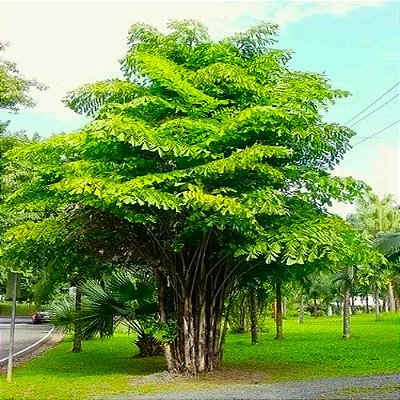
<box><xmin>349</xmin><ymin>193</ymin><xmax>400</xmax><ymax>316</ymax></box>
<box><xmin>374</xmin><ymin>232</ymin><xmax>400</xmax><ymax>311</ymax></box>
<box><xmin>50</xmin><ymin>270</ymin><xmax>164</xmax><ymax>356</ymax></box>
<box><xmin>374</xmin><ymin>232</ymin><xmax>400</xmax><ymax>259</ymax></box>
<box><xmin>349</xmin><ymin>194</ymin><xmax>400</xmax><ymax>240</ymax></box>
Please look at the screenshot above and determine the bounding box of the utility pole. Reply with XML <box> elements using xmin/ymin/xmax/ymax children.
<box><xmin>7</xmin><ymin>272</ymin><xmax>17</xmax><ymax>382</ymax></box>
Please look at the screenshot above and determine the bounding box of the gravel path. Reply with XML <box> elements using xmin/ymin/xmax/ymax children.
<box><xmin>112</xmin><ymin>373</ymin><xmax>400</xmax><ymax>400</ymax></box>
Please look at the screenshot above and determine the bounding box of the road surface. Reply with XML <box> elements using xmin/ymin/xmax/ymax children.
<box><xmin>0</xmin><ymin>317</ymin><xmax>53</xmax><ymax>365</ymax></box>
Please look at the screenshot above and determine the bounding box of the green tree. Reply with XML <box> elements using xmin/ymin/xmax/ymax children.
<box><xmin>349</xmin><ymin>193</ymin><xmax>400</xmax><ymax>315</ymax></box>
<box><xmin>1</xmin><ymin>21</ymin><xmax>380</xmax><ymax>374</ymax></box>
<box><xmin>0</xmin><ymin>43</ymin><xmax>45</xmax><ymax>293</ymax></box>
<box><xmin>0</xmin><ymin>42</ymin><xmax>44</xmax><ymax>184</ymax></box>
<box><xmin>374</xmin><ymin>232</ymin><xmax>400</xmax><ymax>311</ymax></box>
<box><xmin>0</xmin><ymin>212</ymin><xmax>114</xmax><ymax>352</ymax></box>
<box><xmin>350</xmin><ymin>194</ymin><xmax>400</xmax><ymax>240</ymax></box>
<box><xmin>0</xmin><ymin>42</ymin><xmax>44</xmax><ymax>144</ymax></box>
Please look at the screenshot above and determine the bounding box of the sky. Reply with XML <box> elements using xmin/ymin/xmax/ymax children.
<box><xmin>0</xmin><ymin>0</ymin><xmax>399</xmax><ymax>217</ymax></box>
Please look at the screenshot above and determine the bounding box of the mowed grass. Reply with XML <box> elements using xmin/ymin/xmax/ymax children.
<box><xmin>223</xmin><ymin>313</ymin><xmax>400</xmax><ymax>381</ymax></box>
<box><xmin>0</xmin><ymin>313</ymin><xmax>399</xmax><ymax>399</ymax></box>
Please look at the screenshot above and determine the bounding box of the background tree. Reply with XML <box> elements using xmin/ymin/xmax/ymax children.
<box><xmin>1</xmin><ymin>20</ymin><xmax>381</xmax><ymax>374</ymax></box>
<box><xmin>0</xmin><ymin>41</ymin><xmax>44</xmax><ymax>194</ymax></box>
<box><xmin>0</xmin><ymin>42</ymin><xmax>45</xmax><ymax>296</ymax></box>
<box><xmin>349</xmin><ymin>193</ymin><xmax>400</xmax><ymax>315</ymax></box>
<box><xmin>0</xmin><ymin>213</ymin><xmax>113</xmax><ymax>352</ymax></box>
<box><xmin>374</xmin><ymin>232</ymin><xmax>400</xmax><ymax>311</ymax></box>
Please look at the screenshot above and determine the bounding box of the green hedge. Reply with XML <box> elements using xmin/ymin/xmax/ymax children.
<box><xmin>0</xmin><ymin>302</ymin><xmax>38</xmax><ymax>317</ymax></box>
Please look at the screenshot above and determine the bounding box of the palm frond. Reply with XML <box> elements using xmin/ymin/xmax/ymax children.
<box><xmin>374</xmin><ymin>232</ymin><xmax>400</xmax><ymax>257</ymax></box>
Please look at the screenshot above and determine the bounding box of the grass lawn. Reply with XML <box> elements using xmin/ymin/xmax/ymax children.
<box><xmin>0</xmin><ymin>313</ymin><xmax>399</xmax><ymax>399</ymax></box>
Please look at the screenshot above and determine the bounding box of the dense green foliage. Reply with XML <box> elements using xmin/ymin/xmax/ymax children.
<box><xmin>0</xmin><ymin>44</ymin><xmax>45</xmax><ymax>291</ymax></box>
<box><xmin>2</xmin><ymin>21</ymin><xmax>376</xmax><ymax>269</ymax></box>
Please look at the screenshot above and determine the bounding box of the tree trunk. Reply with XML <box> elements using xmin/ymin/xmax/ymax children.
<box><xmin>342</xmin><ymin>281</ymin><xmax>351</xmax><ymax>339</ymax></box>
<box><xmin>72</xmin><ymin>284</ymin><xmax>82</xmax><ymax>353</ymax></box>
<box><xmin>155</xmin><ymin>241</ymin><xmax>230</xmax><ymax>375</ymax></box>
<box><xmin>383</xmin><ymin>297</ymin><xmax>388</xmax><ymax>312</ymax></box>
<box><xmin>374</xmin><ymin>285</ymin><xmax>380</xmax><ymax>320</ymax></box>
<box><xmin>282</xmin><ymin>298</ymin><xmax>287</xmax><ymax>319</ymax></box>
<box><xmin>313</xmin><ymin>295</ymin><xmax>318</xmax><ymax>317</ymax></box>
<box><xmin>365</xmin><ymin>295</ymin><xmax>369</xmax><ymax>313</ymax></box>
<box><xmin>156</xmin><ymin>270</ymin><xmax>176</xmax><ymax>371</ymax></box>
<box><xmin>351</xmin><ymin>294</ymin><xmax>356</xmax><ymax>315</ymax></box>
<box><xmin>219</xmin><ymin>297</ymin><xmax>233</xmax><ymax>359</ymax></box>
<box><xmin>299</xmin><ymin>293</ymin><xmax>305</xmax><ymax>324</ymax></box>
<box><xmin>250</xmin><ymin>286</ymin><xmax>258</xmax><ymax>344</ymax></box>
<box><xmin>387</xmin><ymin>283</ymin><xmax>396</xmax><ymax>312</ymax></box>
<box><xmin>238</xmin><ymin>301</ymin><xmax>246</xmax><ymax>333</ymax></box>
<box><xmin>275</xmin><ymin>280</ymin><xmax>283</xmax><ymax>340</ymax></box>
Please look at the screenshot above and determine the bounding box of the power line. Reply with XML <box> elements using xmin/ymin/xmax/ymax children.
<box><xmin>349</xmin><ymin>93</ymin><xmax>399</xmax><ymax>128</ymax></box>
<box><xmin>345</xmin><ymin>81</ymin><xmax>400</xmax><ymax>125</ymax></box>
<box><xmin>351</xmin><ymin>120</ymin><xmax>400</xmax><ymax>147</ymax></box>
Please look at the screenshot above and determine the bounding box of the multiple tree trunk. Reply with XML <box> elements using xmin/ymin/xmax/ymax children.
<box><xmin>156</xmin><ymin>245</ymin><xmax>231</xmax><ymax>375</ymax></box>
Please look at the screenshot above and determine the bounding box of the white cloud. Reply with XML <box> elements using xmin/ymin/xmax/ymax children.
<box><xmin>0</xmin><ymin>1</ymin><xmax>385</xmax><ymax>118</ymax></box>
<box><xmin>0</xmin><ymin>1</ymin><xmax>264</xmax><ymax>117</ymax></box>
<box><xmin>274</xmin><ymin>0</ymin><xmax>383</xmax><ymax>27</ymax></box>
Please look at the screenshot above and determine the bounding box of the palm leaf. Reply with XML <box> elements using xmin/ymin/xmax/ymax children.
<box><xmin>374</xmin><ymin>232</ymin><xmax>400</xmax><ymax>257</ymax></box>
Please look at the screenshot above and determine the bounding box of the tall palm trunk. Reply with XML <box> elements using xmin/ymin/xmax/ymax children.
<box><xmin>275</xmin><ymin>280</ymin><xmax>283</xmax><ymax>340</ymax></box>
<box><xmin>299</xmin><ymin>293</ymin><xmax>305</xmax><ymax>324</ymax></box>
<box><xmin>313</xmin><ymin>295</ymin><xmax>318</xmax><ymax>317</ymax></box>
<box><xmin>238</xmin><ymin>301</ymin><xmax>246</xmax><ymax>333</ymax></box>
<box><xmin>250</xmin><ymin>286</ymin><xmax>258</xmax><ymax>344</ymax></box>
<box><xmin>387</xmin><ymin>282</ymin><xmax>396</xmax><ymax>312</ymax></box>
<box><xmin>72</xmin><ymin>284</ymin><xmax>82</xmax><ymax>353</ymax></box>
<box><xmin>342</xmin><ymin>280</ymin><xmax>351</xmax><ymax>339</ymax></box>
<box><xmin>351</xmin><ymin>294</ymin><xmax>356</xmax><ymax>315</ymax></box>
<box><xmin>374</xmin><ymin>284</ymin><xmax>380</xmax><ymax>320</ymax></box>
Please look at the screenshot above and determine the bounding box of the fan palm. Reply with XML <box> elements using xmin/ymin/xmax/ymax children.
<box><xmin>374</xmin><ymin>232</ymin><xmax>400</xmax><ymax>259</ymax></box>
<box><xmin>50</xmin><ymin>270</ymin><xmax>163</xmax><ymax>356</ymax></box>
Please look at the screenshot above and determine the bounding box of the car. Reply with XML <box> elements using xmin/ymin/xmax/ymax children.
<box><xmin>31</xmin><ymin>311</ymin><xmax>50</xmax><ymax>324</ymax></box>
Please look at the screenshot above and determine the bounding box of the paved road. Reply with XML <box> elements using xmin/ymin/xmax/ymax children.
<box><xmin>112</xmin><ymin>374</ymin><xmax>400</xmax><ymax>400</ymax></box>
<box><xmin>0</xmin><ymin>317</ymin><xmax>53</xmax><ymax>364</ymax></box>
